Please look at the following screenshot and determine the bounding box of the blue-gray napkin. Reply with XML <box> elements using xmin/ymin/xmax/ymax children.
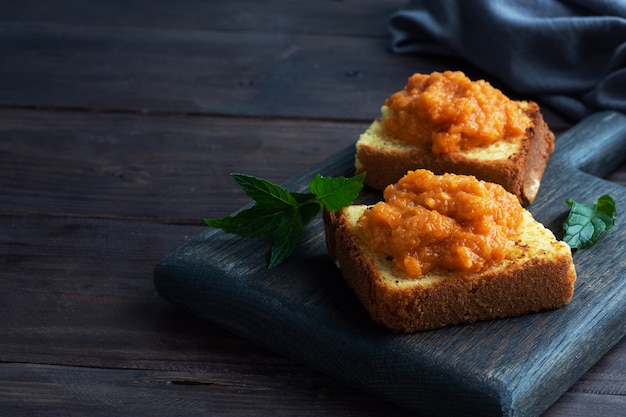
<box><xmin>388</xmin><ymin>0</ymin><xmax>626</xmax><ymax>121</ymax></box>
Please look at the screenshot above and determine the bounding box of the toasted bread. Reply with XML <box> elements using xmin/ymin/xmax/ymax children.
<box><xmin>355</xmin><ymin>100</ymin><xmax>555</xmax><ymax>206</ymax></box>
<box><xmin>323</xmin><ymin>202</ymin><xmax>576</xmax><ymax>333</ymax></box>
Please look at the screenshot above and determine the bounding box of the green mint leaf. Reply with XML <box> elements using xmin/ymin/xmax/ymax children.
<box><xmin>562</xmin><ymin>194</ymin><xmax>616</xmax><ymax>249</ymax></box>
<box><xmin>268</xmin><ymin>208</ymin><xmax>304</xmax><ymax>268</ymax></box>
<box><xmin>291</xmin><ymin>191</ymin><xmax>316</xmax><ymax>205</ymax></box>
<box><xmin>205</xmin><ymin>172</ymin><xmax>365</xmax><ymax>268</ymax></box>
<box><xmin>299</xmin><ymin>202</ymin><xmax>321</xmax><ymax>225</ymax></box>
<box><xmin>204</xmin><ymin>204</ymin><xmax>284</xmax><ymax>237</ymax></box>
<box><xmin>231</xmin><ymin>173</ymin><xmax>297</xmax><ymax>209</ymax></box>
<box><xmin>309</xmin><ymin>171</ymin><xmax>366</xmax><ymax>211</ymax></box>
<box><xmin>291</xmin><ymin>192</ymin><xmax>320</xmax><ymax>224</ymax></box>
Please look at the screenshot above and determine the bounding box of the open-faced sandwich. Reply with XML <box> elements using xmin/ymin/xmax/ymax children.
<box><xmin>355</xmin><ymin>71</ymin><xmax>555</xmax><ymax>205</ymax></box>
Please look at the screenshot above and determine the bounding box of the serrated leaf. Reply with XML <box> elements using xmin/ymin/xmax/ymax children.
<box><xmin>268</xmin><ymin>208</ymin><xmax>303</xmax><ymax>268</ymax></box>
<box><xmin>284</xmin><ymin>192</ymin><xmax>320</xmax><ymax>224</ymax></box>
<box><xmin>204</xmin><ymin>204</ymin><xmax>284</xmax><ymax>237</ymax></box>
<box><xmin>562</xmin><ymin>195</ymin><xmax>616</xmax><ymax>249</ymax></box>
<box><xmin>231</xmin><ymin>173</ymin><xmax>297</xmax><ymax>208</ymax></box>
<box><xmin>205</xmin><ymin>172</ymin><xmax>366</xmax><ymax>269</ymax></box>
<box><xmin>309</xmin><ymin>171</ymin><xmax>366</xmax><ymax>211</ymax></box>
<box><xmin>291</xmin><ymin>191</ymin><xmax>316</xmax><ymax>205</ymax></box>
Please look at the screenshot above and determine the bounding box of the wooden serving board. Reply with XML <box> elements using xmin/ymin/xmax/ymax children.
<box><xmin>154</xmin><ymin>111</ymin><xmax>626</xmax><ymax>417</ymax></box>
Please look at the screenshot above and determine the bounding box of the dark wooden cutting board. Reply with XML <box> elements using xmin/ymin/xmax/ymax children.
<box><xmin>154</xmin><ymin>111</ymin><xmax>626</xmax><ymax>417</ymax></box>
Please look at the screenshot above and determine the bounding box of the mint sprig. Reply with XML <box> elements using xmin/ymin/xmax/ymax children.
<box><xmin>562</xmin><ymin>194</ymin><xmax>617</xmax><ymax>249</ymax></box>
<box><xmin>205</xmin><ymin>172</ymin><xmax>366</xmax><ymax>268</ymax></box>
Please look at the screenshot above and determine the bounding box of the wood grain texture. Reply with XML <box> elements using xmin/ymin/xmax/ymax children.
<box><xmin>0</xmin><ymin>109</ymin><xmax>363</xmax><ymax>221</ymax></box>
<box><xmin>0</xmin><ymin>14</ymin><xmax>570</xmax><ymax>131</ymax></box>
<box><xmin>0</xmin><ymin>22</ymin><xmax>429</xmax><ymax>119</ymax></box>
<box><xmin>154</xmin><ymin>112</ymin><xmax>626</xmax><ymax>417</ymax></box>
<box><xmin>0</xmin><ymin>216</ymin><xmax>193</xmax><ymax>296</ymax></box>
<box><xmin>1</xmin><ymin>0</ymin><xmax>624</xmax><ymax>416</ymax></box>
<box><xmin>0</xmin><ymin>0</ymin><xmax>405</xmax><ymax>35</ymax></box>
<box><xmin>0</xmin><ymin>363</ymin><xmax>421</xmax><ymax>417</ymax></box>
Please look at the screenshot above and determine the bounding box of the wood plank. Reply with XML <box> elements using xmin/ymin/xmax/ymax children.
<box><xmin>0</xmin><ymin>290</ymin><xmax>623</xmax><ymax>416</ymax></box>
<box><xmin>0</xmin><ymin>288</ymin><xmax>281</xmax><ymax>369</ymax></box>
<box><xmin>0</xmin><ymin>109</ymin><xmax>364</xmax><ymax>220</ymax></box>
<box><xmin>0</xmin><ymin>216</ymin><xmax>196</xmax><ymax>296</ymax></box>
<box><xmin>2</xmin><ymin>363</ymin><xmax>623</xmax><ymax>417</ymax></box>
<box><xmin>544</xmin><ymin>392</ymin><xmax>626</xmax><ymax>417</ymax></box>
<box><xmin>0</xmin><ymin>22</ymin><xmax>437</xmax><ymax>119</ymax></box>
<box><xmin>0</xmin><ymin>23</ymin><xmax>570</xmax><ymax>129</ymax></box>
<box><xmin>0</xmin><ymin>0</ymin><xmax>405</xmax><ymax>36</ymax></box>
<box><xmin>0</xmin><ymin>362</ymin><xmax>418</xmax><ymax>417</ymax></box>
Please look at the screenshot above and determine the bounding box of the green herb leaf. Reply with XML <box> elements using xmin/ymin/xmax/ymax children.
<box><xmin>309</xmin><ymin>172</ymin><xmax>366</xmax><ymax>211</ymax></box>
<box><xmin>203</xmin><ymin>204</ymin><xmax>284</xmax><ymax>237</ymax></box>
<box><xmin>231</xmin><ymin>173</ymin><xmax>297</xmax><ymax>209</ymax></box>
<box><xmin>562</xmin><ymin>194</ymin><xmax>617</xmax><ymax>249</ymax></box>
<box><xmin>290</xmin><ymin>192</ymin><xmax>321</xmax><ymax>224</ymax></box>
<box><xmin>299</xmin><ymin>202</ymin><xmax>322</xmax><ymax>225</ymax></box>
<box><xmin>205</xmin><ymin>172</ymin><xmax>365</xmax><ymax>268</ymax></box>
<box><xmin>268</xmin><ymin>208</ymin><xmax>304</xmax><ymax>268</ymax></box>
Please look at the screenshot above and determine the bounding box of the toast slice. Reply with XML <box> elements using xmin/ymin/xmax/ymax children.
<box><xmin>355</xmin><ymin>101</ymin><xmax>555</xmax><ymax>206</ymax></box>
<box><xmin>323</xmin><ymin>205</ymin><xmax>576</xmax><ymax>333</ymax></box>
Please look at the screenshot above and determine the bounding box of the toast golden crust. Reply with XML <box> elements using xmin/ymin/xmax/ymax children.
<box><xmin>355</xmin><ymin>101</ymin><xmax>555</xmax><ymax>205</ymax></box>
<box><xmin>323</xmin><ymin>207</ymin><xmax>576</xmax><ymax>333</ymax></box>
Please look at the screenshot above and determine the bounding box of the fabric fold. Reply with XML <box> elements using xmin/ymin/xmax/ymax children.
<box><xmin>388</xmin><ymin>0</ymin><xmax>626</xmax><ymax>121</ymax></box>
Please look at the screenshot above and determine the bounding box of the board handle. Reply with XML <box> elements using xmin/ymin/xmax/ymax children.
<box><xmin>553</xmin><ymin>111</ymin><xmax>626</xmax><ymax>179</ymax></box>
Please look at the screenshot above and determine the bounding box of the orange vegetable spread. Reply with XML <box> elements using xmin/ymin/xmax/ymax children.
<box><xmin>381</xmin><ymin>71</ymin><xmax>528</xmax><ymax>154</ymax></box>
<box><xmin>357</xmin><ymin>170</ymin><xmax>525</xmax><ymax>277</ymax></box>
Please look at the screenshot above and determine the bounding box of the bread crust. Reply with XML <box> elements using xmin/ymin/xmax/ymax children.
<box><xmin>355</xmin><ymin>101</ymin><xmax>555</xmax><ymax>206</ymax></box>
<box><xmin>323</xmin><ymin>208</ymin><xmax>576</xmax><ymax>333</ymax></box>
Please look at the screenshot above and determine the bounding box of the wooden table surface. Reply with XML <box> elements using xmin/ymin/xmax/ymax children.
<box><xmin>1</xmin><ymin>1</ymin><xmax>624</xmax><ymax>416</ymax></box>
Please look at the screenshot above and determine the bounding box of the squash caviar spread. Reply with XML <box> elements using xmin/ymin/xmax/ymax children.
<box><xmin>381</xmin><ymin>71</ymin><xmax>528</xmax><ymax>154</ymax></box>
<box><xmin>357</xmin><ymin>170</ymin><xmax>525</xmax><ymax>278</ymax></box>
